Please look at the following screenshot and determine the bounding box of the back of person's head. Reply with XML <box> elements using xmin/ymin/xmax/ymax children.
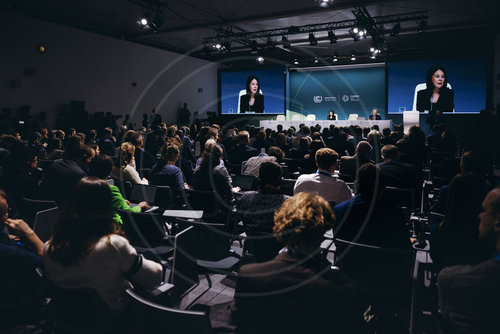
<box><xmin>47</xmin><ymin>138</ymin><xmax>62</xmax><ymax>151</ymax></box>
<box><xmin>103</xmin><ymin>127</ymin><xmax>113</xmax><ymax>138</ymax></box>
<box><xmin>298</xmin><ymin>137</ymin><xmax>309</xmax><ymax>151</ymax></box>
<box><xmin>48</xmin><ymin>177</ymin><xmax>116</xmax><ymax>266</ymax></box>
<box><xmin>442</xmin><ymin>173</ymin><xmax>490</xmax><ymax>230</ymax></box>
<box><xmin>117</xmin><ymin>142</ymin><xmax>135</xmax><ymax>168</ymax></box>
<box><xmin>259</xmin><ymin>161</ymin><xmax>282</xmax><ymax>188</ymax></box>
<box><xmin>356</xmin><ymin>141</ymin><xmax>372</xmax><ymax>158</ymax></box>
<box><xmin>356</xmin><ymin>163</ymin><xmax>386</xmax><ymax>199</ymax></box>
<box><xmin>367</xmin><ymin>130</ymin><xmax>381</xmax><ymax>145</ymax></box>
<box><xmin>89</xmin><ymin>155</ymin><xmax>113</xmax><ymax>179</ymax></box>
<box><xmin>268</xmin><ymin>146</ymin><xmax>284</xmax><ymax>162</ymax></box>
<box><xmin>396</xmin><ymin>139</ymin><xmax>410</xmax><ymax>156</ymax></box>
<box><xmin>256</xmin><ymin>130</ymin><xmax>266</xmax><ymax>141</ymax></box>
<box><xmin>238</xmin><ymin>130</ymin><xmax>250</xmax><ymax>145</ymax></box>
<box><xmin>354</xmin><ymin>126</ymin><xmax>363</xmax><ymax>136</ymax></box>
<box><xmin>309</xmin><ymin>139</ymin><xmax>325</xmax><ymax>153</ymax></box>
<box><xmin>274</xmin><ymin>192</ymin><xmax>335</xmax><ymax>251</ymax></box>
<box><xmin>161</xmin><ymin>144</ymin><xmax>180</xmax><ymax>162</ymax></box>
<box><xmin>382</xmin><ymin>127</ymin><xmax>391</xmax><ymax>138</ymax></box>
<box><xmin>461</xmin><ymin>150</ymin><xmax>489</xmax><ymax>177</ymax></box>
<box><xmin>63</xmin><ymin>136</ymin><xmax>83</xmax><ymax>160</ymax></box>
<box><xmin>301</xmin><ymin>126</ymin><xmax>311</xmax><ymax>136</ymax></box>
<box><xmin>315</xmin><ymin>148</ymin><xmax>338</xmax><ymax>171</ymax></box>
<box><xmin>200</xmin><ymin>144</ymin><xmax>223</xmax><ymax>169</ymax></box>
<box><xmin>381</xmin><ymin>145</ymin><xmax>398</xmax><ymax>161</ymax></box>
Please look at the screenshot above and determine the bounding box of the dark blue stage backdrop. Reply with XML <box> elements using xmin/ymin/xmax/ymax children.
<box><xmin>288</xmin><ymin>65</ymin><xmax>386</xmax><ymax>120</ymax></box>
<box><xmin>388</xmin><ymin>58</ymin><xmax>486</xmax><ymax>114</ymax></box>
<box><xmin>219</xmin><ymin>68</ymin><xmax>286</xmax><ymax>115</ymax></box>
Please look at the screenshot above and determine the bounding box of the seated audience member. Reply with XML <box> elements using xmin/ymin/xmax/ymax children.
<box><xmin>430</xmin><ymin>173</ymin><xmax>491</xmax><ymax>272</ymax></box>
<box><xmin>43</xmin><ymin>177</ymin><xmax>162</xmax><ymax>313</ymax></box>
<box><xmin>241</xmin><ymin>146</ymin><xmax>284</xmax><ymax>178</ymax></box>
<box><xmin>195</xmin><ymin>139</ymin><xmax>225</xmax><ymax>170</ymax></box>
<box><xmin>334</xmin><ymin>164</ymin><xmax>411</xmax><ymax>322</ymax></box>
<box><xmin>3</xmin><ymin>145</ymin><xmax>41</xmax><ymax>202</ymax></box>
<box><xmin>234</xmin><ymin>192</ymin><xmax>366</xmax><ymax>334</ymax></box>
<box><xmin>366</xmin><ymin>130</ymin><xmax>382</xmax><ymax>163</ymax></box>
<box><xmin>97</xmin><ymin>127</ymin><xmax>116</xmax><ymax>157</ymax></box>
<box><xmin>127</xmin><ymin>130</ymin><xmax>157</xmax><ymax>170</ymax></box>
<box><xmin>46</xmin><ymin>138</ymin><xmax>64</xmax><ymax>160</ymax></box>
<box><xmin>150</xmin><ymin>144</ymin><xmax>185</xmax><ymax>201</ymax></box>
<box><xmin>41</xmin><ymin>138</ymin><xmax>95</xmax><ymax>204</ymax></box>
<box><xmin>251</xmin><ymin>129</ymin><xmax>270</xmax><ymax>153</ymax></box>
<box><xmin>339</xmin><ymin>141</ymin><xmax>374</xmax><ymax>182</ymax></box>
<box><xmin>289</xmin><ymin>137</ymin><xmax>310</xmax><ymax>160</ymax></box>
<box><xmin>274</xmin><ymin>132</ymin><xmax>291</xmax><ymax>156</ymax></box>
<box><xmin>88</xmin><ymin>155</ymin><xmax>149</xmax><ymax>225</ymax></box>
<box><xmin>110</xmin><ymin>142</ymin><xmax>148</xmax><ymax>184</ymax></box>
<box><xmin>292</xmin><ymin>126</ymin><xmax>312</xmax><ymax>148</ymax></box>
<box><xmin>438</xmin><ymin>187</ymin><xmax>500</xmax><ymax>334</ymax></box>
<box><xmin>191</xmin><ymin>144</ymin><xmax>234</xmax><ymax>206</ymax></box>
<box><xmin>229</xmin><ymin>130</ymin><xmax>258</xmax><ymax>165</ymax></box>
<box><xmin>377</xmin><ymin>144</ymin><xmax>422</xmax><ymax>190</ymax></box>
<box><xmin>238</xmin><ymin>161</ymin><xmax>289</xmax><ymax>234</ymax></box>
<box><xmin>301</xmin><ymin>139</ymin><xmax>326</xmax><ymax>172</ymax></box>
<box><xmin>431</xmin><ymin>150</ymin><xmax>490</xmax><ymax>214</ymax></box>
<box><xmin>347</xmin><ymin>126</ymin><xmax>366</xmax><ymax>147</ymax></box>
<box><xmin>294</xmin><ymin>148</ymin><xmax>352</xmax><ymax>205</ymax></box>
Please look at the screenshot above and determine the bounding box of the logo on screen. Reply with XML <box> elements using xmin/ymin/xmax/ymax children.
<box><xmin>342</xmin><ymin>95</ymin><xmax>349</xmax><ymax>102</ymax></box>
<box><xmin>313</xmin><ymin>96</ymin><xmax>323</xmax><ymax>103</ymax></box>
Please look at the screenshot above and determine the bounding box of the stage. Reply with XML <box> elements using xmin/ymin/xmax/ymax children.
<box><xmin>259</xmin><ymin>120</ymin><xmax>393</xmax><ymax>131</ymax></box>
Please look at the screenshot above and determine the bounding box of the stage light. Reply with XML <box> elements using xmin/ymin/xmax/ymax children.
<box><xmin>349</xmin><ymin>26</ymin><xmax>367</xmax><ymax>41</ymax></box>
<box><xmin>140</xmin><ymin>17</ymin><xmax>148</xmax><ymax>26</ymax></box>
<box><xmin>350</xmin><ymin>52</ymin><xmax>356</xmax><ymax>61</ymax></box>
<box><xmin>314</xmin><ymin>57</ymin><xmax>319</xmax><ymax>64</ymax></box>
<box><xmin>256</xmin><ymin>56</ymin><xmax>265</xmax><ymax>64</ymax></box>
<box><xmin>333</xmin><ymin>55</ymin><xmax>338</xmax><ymax>62</ymax></box>
<box><xmin>308</xmin><ymin>32</ymin><xmax>318</xmax><ymax>46</ymax></box>
<box><xmin>418</xmin><ymin>20</ymin><xmax>427</xmax><ymax>33</ymax></box>
<box><xmin>370</xmin><ymin>54</ymin><xmax>376</xmax><ymax>59</ymax></box>
<box><xmin>390</xmin><ymin>22</ymin><xmax>401</xmax><ymax>37</ymax></box>
<box><xmin>214</xmin><ymin>43</ymin><xmax>222</xmax><ymax>50</ymax></box>
<box><xmin>318</xmin><ymin>0</ymin><xmax>334</xmax><ymax>7</ymax></box>
<box><xmin>293</xmin><ymin>58</ymin><xmax>299</xmax><ymax>65</ymax></box>
<box><xmin>328</xmin><ymin>30</ymin><xmax>337</xmax><ymax>44</ymax></box>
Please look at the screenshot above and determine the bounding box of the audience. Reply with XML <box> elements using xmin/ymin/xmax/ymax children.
<box><xmin>229</xmin><ymin>130</ymin><xmax>258</xmax><ymax>165</ymax></box>
<box><xmin>294</xmin><ymin>147</ymin><xmax>352</xmax><ymax>205</ymax></box>
<box><xmin>110</xmin><ymin>142</ymin><xmax>148</xmax><ymax>184</ymax></box>
<box><xmin>150</xmin><ymin>143</ymin><xmax>185</xmax><ymax>201</ymax></box>
<box><xmin>43</xmin><ymin>177</ymin><xmax>162</xmax><ymax>313</ymax></box>
<box><xmin>339</xmin><ymin>141</ymin><xmax>373</xmax><ymax>182</ymax></box>
<box><xmin>438</xmin><ymin>187</ymin><xmax>500</xmax><ymax>333</ymax></box>
<box><xmin>241</xmin><ymin>146</ymin><xmax>284</xmax><ymax>178</ymax></box>
<box><xmin>234</xmin><ymin>192</ymin><xmax>367</xmax><ymax>334</ymax></box>
<box><xmin>377</xmin><ymin>144</ymin><xmax>422</xmax><ymax>190</ymax></box>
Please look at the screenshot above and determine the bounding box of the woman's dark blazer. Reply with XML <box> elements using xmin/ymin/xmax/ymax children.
<box><xmin>416</xmin><ymin>87</ymin><xmax>454</xmax><ymax>113</ymax></box>
<box><xmin>239</xmin><ymin>94</ymin><xmax>264</xmax><ymax>113</ymax></box>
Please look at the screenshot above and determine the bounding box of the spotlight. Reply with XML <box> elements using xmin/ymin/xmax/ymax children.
<box><xmin>250</xmin><ymin>40</ymin><xmax>258</xmax><ymax>54</ymax></box>
<box><xmin>308</xmin><ymin>32</ymin><xmax>318</xmax><ymax>46</ymax></box>
<box><xmin>293</xmin><ymin>58</ymin><xmax>299</xmax><ymax>65</ymax></box>
<box><xmin>318</xmin><ymin>0</ymin><xmax>334</xmax><ymax>8</ymax></box>
<box><xmin>370</xmin><ymin>54</ymin><xmax>376</xmax><ymax>59</ymax></box>
<box><xmin>214</xmin><ymin>43</ymin><xmax>222</xmax><ymax>50</ymax></box>
<box><xmin>256</xmin><ymin>56</ymin><xmax>265</xmax><ymax>64</ymax></box>
<box><xmin>350</xmin><ymin>52</ymin><xmax>356</xmax><ymax>61</ymax></box>
<box><xmin>328</xmin><ymin>30</ymin><xmax>337</xmax><ymax>44</ymax></box>
<box><xmin>369</xmin><ymin>45</ymin><xmax>381</xmax><ymax>54</ymax></box>
<box><xmin>282</xmin><ymin>35</ymin><xmax>291</xmax><ymax>49</ymax></box>
<box><xmin>333</xmin><ymin>55</ymin><xmax>338</xmax><ymax>62</ymax></box>
<box><xmin>349</xmin><ymin>26</ymin><xmax>367</xmax><ymax>41</ymax></box>
<box><xmin>140</xmin><ymin>17</ymin><xmax>148</xmax><ymax>26</ymax></box>
<box><xmin>390</xmin><ymin>22</ymin><xmax>401</xmax><ymax>37</ymax></box>
<box><xmin>314</xmin><ymin>57</ymin><xmax>319</xmax><ymax>64</ymax></box>
<box><xmin>418</xmin><ymin>20</ymin><xmax>427</xmax><ymax>33</ymax></box>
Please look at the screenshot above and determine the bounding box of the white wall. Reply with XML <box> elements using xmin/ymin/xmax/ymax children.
<box><xmin>0</xmin><ymin>10</ymin><xmax>218</xmax><ymax>127</ymax></box>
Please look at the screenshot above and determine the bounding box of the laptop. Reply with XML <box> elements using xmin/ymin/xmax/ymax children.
<box><xmin>129</xmin><ymin>184</ymin><xmax>159</xmax><ymax>212</ymax></box>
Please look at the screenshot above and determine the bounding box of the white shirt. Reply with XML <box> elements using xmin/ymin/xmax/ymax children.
<box><xmin>43</xmin><ymin>234</ymin><xmax>162</xmax><ymax>312</ymax></box>
<box><xmin>293</xmin><ymin>169</ymin><xmax>353</xmax><ymax>204</ymax></box>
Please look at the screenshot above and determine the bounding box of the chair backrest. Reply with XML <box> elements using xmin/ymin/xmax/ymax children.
<box><xmin>403</xmin><ymin>110</ymin><xmax>420</xmax><ymax>134</ymax></box>
<box><xmin>21</xmin><ymin>198</ymin><xmax>57</xmax><ymax>228</ymax></box>
<box><xmin>107</xmin><ymin>178</ymin><xmax>115</xmax><ymax>186</ymax></box>
<box><xmin>130</xmin><ymin>183</ymin><xmax>157</xmax><ymax>204</ymax></box>
<box><xmin>306</xmin><ymin>114</ymin><xmax>316</xmax><ymax>121</ymax></box>
<box><xmin>118</xmin><ymin>210</ymin><xmax>168</xmax><ymax>247</ymax></box>
<box><xmin>232</xmin><ymin>174</ymin><xmax>257</xmax><ymax>191</ymax></box>
<box><xmin>347</xmin><ymin>113</ymin><xmax>359</xmax><ymax>121</ymax></box>
<box><xmin>276</xmin><ymin>115</ymin><xmax>285</xmax><ymax>121</ymax></box>
<box><xmin>155</xmin><ymin>185</ymin><xmax>173</xmax><ymax>208</ymax></box>
<box><xmin>111</xmin><ymin>178</ymin><xmax>132</xmax><ymax>198</ymax></box>
<box><xmin>126</xmin><ymin>287</ymin><xmax>212</xmax><ymax>334</ymax></box>
<box><xmin>181</xmin><ymin>189</ymin><xmax>224</xmax><ymax>222</ymax></box>
<box><xmin>243</xmin><ymin>227</ymin><xmax>281</xmax><ymax>263</ymax></box>
<box><xmin>334</xmin><ymin>113</ymin><xmax>339</xmax><ymax>120</ymax></box>
<box><xmin>280</xmin><ymin>178</ymin><xmax>296</xmax><ymax>196</ymax></box>
<box><xmin>383</xmin><ymin>186</ymin><xmax>416</xmax><ymax>213</ymax></box>
<box><xmin>169</xmin><ymin>226</ymin><xmax>200</xmax><ymax>294</ymax></box>
<box><xmin>291</xmin><ymin>114</ymin><xmax>301</xmax><ymax>121</ymax></box>
<box><xmin>412</xmin><ymin>82</ymin><xmax>452</xmax><ymax>111</ymax></box>
<box><xmin>33</xmin><ymin>207</ymin><xmax>59</xmax><ymax>242</ymax></box>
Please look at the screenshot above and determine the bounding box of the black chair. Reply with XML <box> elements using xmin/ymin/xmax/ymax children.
<box><xmin>138</xmin><ymin>168</ymin><xmax>152</xmax><ymax>181</ymax></box>
<box><xmin>21</xmin><ymin>197</ymin><xmax>57</xmax><ymax>227</ymax></box>
<box><xmin>280</xmin><ymin>178</ymin><xmax>296</xmax><ymax>196</ymax></box>
<box><xmin>283</xmin><ymin>158</ymin><xmax>301</xmax><ymax>173</ymax></box>
<box><xmin>384</xmin><ymin>186</ymin><xmax>416</xmax><ymax>214</ymax></box>
<box><xmin>229</xmin><ymin>163</ymin><xmax>242</xmax><ymax>175</ymax></box>
<box><xmin>118</xmin><ymin>210</ymin><xmax>173</xmax><ymax>261</ymax></box>
<box><xmin>232</xmin><ymin>174</ymin><xmax>258</xmax><ymax>191</ymax></box>
<box><xmin>126</xmin><ymin>287</ymin><xmax>213</xmax><ymax>334</ymax></box>
<box><xmin>242</xmin><ymin>227</ymin><xmax>282</xmax><ymax>263</ymax></box>
<box><xmin>155</xmin><ymin>185</ymin><xmax>173</xmax><ymax>208</ymax></box>
<box><xmin>33</xmin><ymin>207</ymin><xmax>60</xmax><ymax>242</ymax></box>
<box><xmin>111</xmin><ymin>178</ymin><xmax>132</xmax><ymax>199</ymax></box>
<box><xmin>37</xmin><ymin>159</ymin><xmax>54</xmax><ymax>171</ymax></box>
<box><xmin>180</xmin><ymin>189</ymin><xmax>228</xmax><ymax>224</ymax></box>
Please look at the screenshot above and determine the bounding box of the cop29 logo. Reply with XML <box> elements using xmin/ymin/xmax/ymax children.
<box><xmin>313</xmin><ymin>96</ymin><xmax>322</xmax><ymax>103</ymax></box>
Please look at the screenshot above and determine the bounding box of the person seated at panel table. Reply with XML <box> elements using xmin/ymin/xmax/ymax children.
<box><xmin>239</xmin><ymin>75</ymin><xmax>264</xmax><ymax>113</ymax></box>
<box><xmin>327</xmin><ymin>109</ymin><xmax>337</xmax><ymax>120</ymax></box>
<box><xmin>368</xmin><ymin>108</ymin><xmax>382</xmax><ymax>120</ymax></box>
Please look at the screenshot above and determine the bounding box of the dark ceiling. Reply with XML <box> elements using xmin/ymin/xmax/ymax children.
<box><xmin>4</xmin><ymin>0</ymin><xmax>500</xmax><ymax>66</ymax></box>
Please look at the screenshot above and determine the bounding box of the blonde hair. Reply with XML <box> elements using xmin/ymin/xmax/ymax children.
<box><xmin>118</xmin><ymin>142</ymin><xmax>135</xmax><ymax>168</ymax></box>
<box><xmin>274</xmin><ymin>192</ymin><xmax>334</xmax><ymax>250</ymax></box>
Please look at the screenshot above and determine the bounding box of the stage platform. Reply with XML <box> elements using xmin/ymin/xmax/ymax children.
<box><xmin>259</xmin><ymin>120</ymin><xmax>392</xmax><ymax>131</ymax></box>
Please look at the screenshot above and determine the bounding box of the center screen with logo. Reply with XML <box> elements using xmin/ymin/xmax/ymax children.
<box><xmin>288</xmin><ymin>65</ymin><xmax>386</xmax><ymax>120</ymax></box>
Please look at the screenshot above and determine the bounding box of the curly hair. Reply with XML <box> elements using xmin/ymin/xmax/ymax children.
<box><xmin>273</xmin><ymin>192</ymin><xmax>335</xmax><ymax>250</ymax></box>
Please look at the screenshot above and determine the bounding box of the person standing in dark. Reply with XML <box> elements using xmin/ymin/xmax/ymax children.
<box><xmin>178</xmin><ymin>103</ymin><xmax>191</xmax><ymax>127</ymax></box>
<box><xmin>142</xmin><ymin>113</ymin><xmax>149</xmax><ymax>129</ymax></box>
<box><xmin>150</xmin><ymin>108</ymin><xmax>162</xmax><ymax>129</ymax></box>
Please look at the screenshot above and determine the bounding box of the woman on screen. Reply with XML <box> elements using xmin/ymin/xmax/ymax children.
<box><xmin>327</xmin><ymin>110</ymin><xmax>336</xmax><ymax>120</ymax></box>
<box><xmin>416</xmin><ymin>65</ymin><xmax>454</xmax><ymax>114</ymax></box>
<box><xmin>240</xmin><ymin>75</ymin><xmax>264</xmax><ymax>113</ymax></box>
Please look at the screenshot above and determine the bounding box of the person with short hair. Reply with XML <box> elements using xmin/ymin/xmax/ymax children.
<box><xmin>234</xmin><ymin>192</ymin><xmax>366</xmax><ymax>334</ymax></box>
<box><xmin>98</xmin><ymin>127</ymin><xmax>116</xmax><ymax>157</ymax></box>
<box><xmin>294</xmin><ymin>147</ymin><xmax>352</xmax><ymax>205</ymax></box>
<box><xmin>377</xmin><ymin>144</ymin><xmax>422</xmax><ymax>189</ymax></box>
<box><xmin>229</xmin><ymin>130</ymin><xmax>259</xmax><ymax>164</ymax></box>
<box><xmin>150</xmin><ymin>143</ymin><xmax>185</xmax><ymax>202</ymax></box>
<box><xmin>369</xmin><ymin>108</ymin><xmax>381</xmax><ymax>120</ymax></box>
<box><xmin>438</xmin><ymin>187</ymin><xmax>500</xmax><ymax>333</ymax></box>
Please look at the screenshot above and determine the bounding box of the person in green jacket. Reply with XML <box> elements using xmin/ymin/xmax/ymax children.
<box><xmin>89</xmin><ymin>154</ymin><xmax>149</xmax><ymax>224</ymax></box>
